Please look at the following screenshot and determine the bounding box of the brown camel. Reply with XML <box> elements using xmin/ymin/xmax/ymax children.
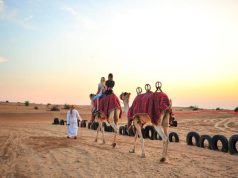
<box><xmin>120</xmin><ymin>82</ymin><xmax>171</xmax><ymax>162</ymax></box>
<box><xmin>90</xmin><ymin>94</ymin><xmax>121</xmax><ymax>148</ymax></box>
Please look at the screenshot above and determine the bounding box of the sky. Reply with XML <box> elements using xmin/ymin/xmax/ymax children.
<box><xmin>0</xmin><ymin>0</ymin><xmax>238</xmax><ymax>109</ymax></box>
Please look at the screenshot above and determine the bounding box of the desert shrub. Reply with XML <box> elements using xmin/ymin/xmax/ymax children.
<box><xmin>6</xmin><ymin>100</ymin><xmax>9</xmax><ymax>103</ymax></box>
<box><xmin>64</xmin><ymin>104</ymin><xmax>70</xmax><ymax>109</ymax></box>
<box><xmin>50</xmin><ymin>105</ymin><xmax>60</xmax><ymax>111</ymax></box>
<box><xmin>234</xmin><ymin>107</ymin><xmax>238</xmax><ymax>112</ymax></box>
<box><xmin>25</xmin><ymin>101</ymin><xmax>29</xmax><ymax>106</ymax></box>
<box><xmin>189</xmin><ymin>106</ymin><xmax>199</xmax><ymax>111</ymax></box>
<box><xmin>34</xmin><ymin>106</ymin><xmax>39</xmax><ymax>110</ymax></box>
<box><xmin>216</xmin><ymin>107</ymin><xmax>222</xmax><ymax>110</ymax></box>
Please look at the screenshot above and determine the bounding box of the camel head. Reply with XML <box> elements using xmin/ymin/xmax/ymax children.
<box><xmin>89</xmin><ymin>93</ymin><xmax>96</xmax><ymax>101</ymax></box>
<box><xmin>120</xmin><ymin>92</ymin><xmax>131</xmax><ymax>104</ymax></box>
<box><xmin>120</xmin><ymin>92</ymin><xmax>131</xmax><ymax>114</ymax></box>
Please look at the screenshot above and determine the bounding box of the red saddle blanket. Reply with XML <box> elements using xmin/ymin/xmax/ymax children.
<box><xmin>128</xmin><ymin>91</ymin><xmax>170</xmax><ymax>124</ymax></box>
<box><xmin>95</xmin><ymin>94</ymin><xmax>122</xmax><ymax>119</ymax></box>
<box><xmin>128</xmin><ymin>91</ymin><xmax>153</xmax><ymax>119</ymax></box>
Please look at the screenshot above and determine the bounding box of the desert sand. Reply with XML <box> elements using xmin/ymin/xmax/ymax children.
<box><xmin>0</xmin><ymin>102</ymin><xmax>237</xmax><ymax>178</ymax></box>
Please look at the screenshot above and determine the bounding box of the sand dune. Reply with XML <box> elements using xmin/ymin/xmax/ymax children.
<box><xmin>0</xmin><ymin>102</ymin><xmax>237</xmax><ymax>178</ymax></box>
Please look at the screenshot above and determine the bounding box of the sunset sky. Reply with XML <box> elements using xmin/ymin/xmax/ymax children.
<box><xmin>0</xmin><ymin>0</ymin><xmax>238</xmax><ymax>109</ymax></box>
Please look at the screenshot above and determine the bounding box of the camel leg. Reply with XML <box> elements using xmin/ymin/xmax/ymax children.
<box><xmin>161</xmin><ymin>112</ymin><xmax>170</xmax><ymax>159</ymax></box>
<box><xmin>101</xmin><ymin>121</ymin><xmax>106</xmax><ymax>144</ymax></box>
<box><xmin>108</xmin><ymin>109</ymin><xmax>119</xmax><ymax>148</ymax></box>
<box><xmin>153</xmin><ymin>111</ymin><xmax>169</xmax><ymax>162</ymax></box>
<box><xmin>94</xmin><ymin>120</ymin><xmax>101</xmax><ymax>143</ymax></box>
<box><xmin>136</xmin><ymin>124</ymin><xmax>145</xmax><ymax>158</ymax></box>
<box><xmin>129</xmin><ymin>127</ymin><xmax>138</xmax><ymax>153</ymax></box>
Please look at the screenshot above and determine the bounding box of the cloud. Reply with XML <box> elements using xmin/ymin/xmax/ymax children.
<box><xmin>0</xmin><ymin>56</ymin><xmax>8</xmax><ymax>63</ymax></box>
<box><xmin>0</xmin><ymin>0</ymin><xmax>4</xmax><ymax>12</ymax></box>
<box><xmin>61</xmin><ymin>6</ymin><xmax>80</xmax><ymax>17</ymax></box>
<box><xmin>24</xmin><ymin>15</ymin><xmax>33</xmax><ymax>22</ymax></box>
<box><xmin>0</xmin><ymin>1</ymin><xmax>35</xmax><ymax>30</ymax></box>
<box><xmin>61</xmin><ymin>5</ymin><xmax>96</xmax><ymax>30</ymax></box>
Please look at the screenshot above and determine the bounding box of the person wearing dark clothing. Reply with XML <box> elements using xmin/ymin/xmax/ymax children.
<box><xmin>105</xmin><ymin>73</ymin><xmax>115</xmax><ymax>95</ymax></box>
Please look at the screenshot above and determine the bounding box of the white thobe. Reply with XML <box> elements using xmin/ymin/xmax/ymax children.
<box><xmin>66</xmin><ymin>109</ymin><xmax>82</xmax><ymax>137</ymax></box>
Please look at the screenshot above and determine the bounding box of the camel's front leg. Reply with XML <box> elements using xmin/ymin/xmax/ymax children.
<box><xmin>129</xmin><ymin>126</ymin><xmax>138</xmax><ymax>153</ymax></box>
<box><xmin>153</xmin><ymin>111</ymin><xmax>169</xmax><ymax>162</ymax></box>
<box><xmin>94</xmin><ymin>120</ymin><xmax>101</xmax><ymax>143</ymax></box>
<box><xmin>108</xmin><ymin>109</ymin><xmax>119</xmax><ymax>148</ymax></box>
<box><xmin>134</xmin><ymin>118</ymin><xmax>145</xmax><ymax>158</ymax></box>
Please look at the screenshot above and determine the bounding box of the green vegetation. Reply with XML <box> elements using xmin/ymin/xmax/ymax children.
<box><xmin>64</xmin><ymin>104</ymin><xmax>70</xmax><ymax>109</ymax></box>
<box><xmin>25</xmin><ymin>101</ymin><xmax>29</xmax><ymax>106</ymax></box>
<box><xmin>234</xmin><ymin>107</ymin><xmax>238</xmax><ymax>112</ymax></box>
<box><xmin>50</xmin><ymin>105</ymin><xmax>60</xmax><ymax>111</ymax></box>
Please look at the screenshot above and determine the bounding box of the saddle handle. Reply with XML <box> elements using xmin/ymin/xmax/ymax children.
<box><xmin>145</xmin><ymin>84</ymin><xmax>151</xmax><ymax>92</ymax></box>
<box><xmin>155</xmin><ymin>81</ymin><xmax>163</xmax><ymax>92</ymax></box>
<box><xmin>136</xmin><ymin>87</ymin><xmax>142</xmax><ymax>95</ymax></box>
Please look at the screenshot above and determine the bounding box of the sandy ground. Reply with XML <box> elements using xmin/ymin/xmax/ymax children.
<box><xmin>0</xmin><ymin>102</ymin><xmax>238</xmax><ymax>178</ymax></box>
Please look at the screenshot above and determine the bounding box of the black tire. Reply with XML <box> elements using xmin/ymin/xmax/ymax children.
<box><xmin>80</xmin><ymin>120</ymin><xmax>86</xmax><ymax>127</ymax></box>
<box><xmin>88</xmin><ymin>122</ymin><xmax>92</xmax><ymax>129</ymax></box>
<box><xmin>199</xmin><ymin>135</ymin><xmax>212</xmax><ymax>149</ymax></box>
<box><xmin>186</xmin><ymin>131</ymin><xmax>200</xmax><ymax>147</ymax></box>
<box><xmin>169</xmin><ymin>132</ymin><xmax>179</xmax><ymax>142</ymax></box>
<box><xmin>124</xmin><ymin>125</ymin><xmax>129</xmax><ymax>135</ymax></box>
<box><xmin>228</xmin><ymin>134</ymin><xmax>238</xmax><ymax>155</ymax></box>
<box><xmin>153</xmin><ymin>130</ymin><xmax>162</xmax><ymax>140</ymax></box>
<box><xmin>53</xmin><ymin>118</ymin><xmax>59</xmax><ymax>125</ymax></box>
<box><xmin>94</xmin><ymin>122</ymin><xmax>99</xmax><ymax>130</ymax></box>
<box><xmin>128</xmin><ymin>126</ymin><xmax>135</xmax><ymax>137</ymax></box>
<box><xmin>172</xmin><ymin>120</ymin><xmax>177</xmax><ymax>127</ymax></box>
<box><xmin>211</xmin><ymin>135</ymin><xmax>228</xmax><ymax>153</ymax></box>
<box><xmin>60</xmin><ymin>119</ymin><xmax>65</xmax><ymax>125</ymax></box>
<box><xmin>91</xmin><ymin>122</ymin><xmax>98</xmax><ymax>130</ymax></box>
<box><xmin>119</xmin><ymin>126</ymin><xmax>124</xmax><ymax>135</ymax></box>
<box><xmin>141</xmin><ymin>128</ymin><xmax>146</xmax><ymax>139</ymax></box>
<box><xmin>121</xmin><ymin>126</ymin><xmax>126</xmax><ymax>135</ymax></box>
<box><xmin>108</xmin><ymin>126</ymin><xmax>114</xmax><ymax>132</ymax></box>
<box><xmin>145</xmin><ymin>126</ymin><xmax>155</xmax><ymax>140</ymax></box>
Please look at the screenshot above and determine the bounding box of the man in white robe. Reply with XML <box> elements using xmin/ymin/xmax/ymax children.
<box><xmin>66</xmin><ymin>106</ymin><xmax>82</xmax><ymax>139</ymax></box>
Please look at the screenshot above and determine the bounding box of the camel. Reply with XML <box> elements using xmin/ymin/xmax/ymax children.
<box><xmin>120</xmin><ymin>82</ymin><xmax>171</xmax><ymax>162</ymax></box>
<box><xmin>90</xmin><ymin>93</ymin><xmax>121</xmax><ymax>148</ymax></box>
<box><xmin>119</xmin><ymin>92</ymin><xmax>131</xmax><ymax>116</ymax></box>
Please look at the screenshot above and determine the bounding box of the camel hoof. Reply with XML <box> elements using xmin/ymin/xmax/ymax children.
<box><xmin>102</xmin><ymin>141</ymin><xmax>106</xmax><ymax>144</ymax></box>
<box><xmin>112</xmin><ymin>143</ymin><xmax>117</xmax><ymax>148</ymax></box>
<box><xmin>160</xmin><ymin>157</ymin><xmax>166</xmax><ymax>163</ymax></box>
<box><xmin>129</xmin><ymin>149</ymin><xmax>135</xmax><ymax>153</ymax></box>
<box><xmin>141</xmin><ymin>154</ymin><xmax>146</xmax><ymax>158</ymax></box>
<box><xmin>94</xmin><ymin>139</ymin><xmax>97</xmax><ymax>142</ymax></box>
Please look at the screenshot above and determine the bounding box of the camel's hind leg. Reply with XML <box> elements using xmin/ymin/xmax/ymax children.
<box><xmin>101</xmin><ymin>121</ymin><xmax>106</xmax><ymax>144</ymax></box>
<box><xmin>129</xmin><ymin>124</ymin><xmax>138</xmax><ymax>153</ymax></box>
<box><xmin>108</xmin><ymin>109</ymin><xmax>120</xmax><ymax>148</ymax></box>
<box><xmin>95</xmin><ymin>120</ymin><xmax>101</xmax><ymax>143</ymax></box>
<box><xmin>153</xmin><ymin>111</ymin><xmax>169</xmax><ymax>162</ymax></box>
<box><xmin>133</xmin><ymin>116</ymin><xmax>145</xmax><ymax>158</ymax></box>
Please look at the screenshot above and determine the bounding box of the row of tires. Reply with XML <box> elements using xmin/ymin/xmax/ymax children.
<box><xmin>52</xmin><ymin>118</ymin><xmax>88</xmax><ymax>127</ymax></box>
<box><xmin>186</xmin><ymin>131</ymin><xmax>238</xmax><ymax>155</ymax></box>
<box><xmin>52</xmin><ymin>118</ymin><xmax>65</xmax><ymax>125</ymax></box>
<box><xmin>118</xmin><ymin>125</ymin><xmax>180</xmax><ymax>143</ymax></box>
<box><xmin>87</xmin><ymin>122</ymin><xmax>115</xmax><ymax>132</ymax></box>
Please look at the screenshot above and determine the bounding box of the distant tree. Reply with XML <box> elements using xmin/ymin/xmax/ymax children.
<box><xmin>189</xmin><ymin>106</ymin><xmax>199</xmax><ymax>111</ymax></box>
<box><xmin>234</xmin><ymin>107</ymin><xmax>238</xmax><ymax>112</ymax></box>
<box><xmin>6</xmin><ymin>100</ymin><xmax>9</xmax><ymax>103</ymax></box>
<box><xmin>64</xmin><ymin>104</ymin><xmax>70</xmax><ymax>109</ymax></box>
<box><xmin>50</xmin><ymin>105</ymin><xmax>60</xmax><ymax>111</ymax></box>
<box><xmin>25</xmin><ymin>101</ymin><xmax>30</xmax><ymax>106</ymax></box>
<box><xmin>216</xmin><ymin>107</ymin><xmax>222</xmax><ymax>110</ymax></box>
<box><xmin>34</xmin><ymin>106</ymin><xmax>39</xmax><ymax>110</ymax></box>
